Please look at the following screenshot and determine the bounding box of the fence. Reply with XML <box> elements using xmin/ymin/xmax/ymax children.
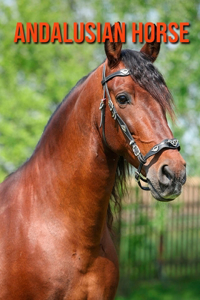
<box><xmin>116</xmin><ymin>178</ymin><xmax>200</xmax><ymax>280</ymax></box>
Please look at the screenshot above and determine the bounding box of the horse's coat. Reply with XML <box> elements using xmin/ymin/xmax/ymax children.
<box><xmin>0</xmin><ymin>25</ymin><xmax>186</xmax><ymax>299</ymax></box>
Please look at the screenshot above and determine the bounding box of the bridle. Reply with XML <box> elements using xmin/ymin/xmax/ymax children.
<box><xmin>99</xmin><ymin>64</ymin><xmax>180</xmax><ymax>191</ymax></box>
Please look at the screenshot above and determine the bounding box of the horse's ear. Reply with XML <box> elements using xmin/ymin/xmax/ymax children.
<box><xmin>104</xmin><ymin>23</ymin><xmax>122</xmax><ymax>68</ymax></box>
<box><xmin>140</xmin><ymin>24</ymin><xmax>160</xmax><ymax>62</ymax></box>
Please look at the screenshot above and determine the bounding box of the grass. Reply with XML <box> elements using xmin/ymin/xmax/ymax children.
<box><xmin>115</xmin><ymin>278</ymin><xmax>200</xmax><ymax>300</ymax></box>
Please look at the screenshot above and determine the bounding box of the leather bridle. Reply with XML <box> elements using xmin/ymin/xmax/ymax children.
<box><xmin>99</xmin><ymin>64</ymin><xmax>180</xmax><ymax>191</ymax></box>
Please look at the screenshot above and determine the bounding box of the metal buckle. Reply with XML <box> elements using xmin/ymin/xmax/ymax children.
<box><xmin>132</xmin><ymin>144</ymin><xmax>140</xmax><ymax>157</ymax></box>
<box><xmin>99</xmin><ymin>98</ymin><xmax>106</xmax><ymax>110</ymax></box>
<box><xmin>108</xmin><ymin>99</ymin><xmax>113</xmax><ymax>111</ymax></box>
<box><xmin>168</xmin><ymin>139</ymin><xmax>179</xmax><ymax>147</ymax></box>
<box><xmin>108</xmin><ymin>100</ymin><xmax>117</xmax><ymax>119</ymax></box>
<box><xmin>120</xmin><ymin>69</ymin><xmax>130</xmax><ymax>75</ymax></box>
<box><xmin>151</xmin><ymin>145</ymin><xmax>159</xmax><ymax>152</ymax></box>
<box><xmin>121</xmin><ymin>125</ymin><xmax>126</xmax><ymax>133</ymax></box>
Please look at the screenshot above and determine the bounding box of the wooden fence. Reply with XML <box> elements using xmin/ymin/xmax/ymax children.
<box><xmin>116</xmin><ymin>178</ymin><xmax>200</xmax><ymax>280</ymax></box>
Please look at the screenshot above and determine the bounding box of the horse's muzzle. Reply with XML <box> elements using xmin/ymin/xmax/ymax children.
<box><xmin>147</xmin><ymin>162</ymin><xmax>186</xmax><ymax>202</ymax></box>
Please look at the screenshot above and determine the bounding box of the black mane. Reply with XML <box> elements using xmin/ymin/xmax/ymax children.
<box><xmin>121</xmin><ymin>49</ymin><xmax>174</xmax><ymax>118</ymax></box>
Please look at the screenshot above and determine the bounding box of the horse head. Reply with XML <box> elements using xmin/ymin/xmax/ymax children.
<box><xmin>99</xmin><ymin>24</ymin><xmax>186</xmax><ymax>201</ymax></box>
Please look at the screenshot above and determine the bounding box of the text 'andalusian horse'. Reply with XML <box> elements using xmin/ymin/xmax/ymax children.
<box><xmin>0</xmin><ymin>24</ymin><xmax>186</xmax><ymax>299</ymax></box>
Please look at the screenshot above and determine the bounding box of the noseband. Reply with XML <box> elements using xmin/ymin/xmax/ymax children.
<box><xmin>99</xmin><ymin>64</ymin><xmax>180</xmax><ymax>191</ymax></box>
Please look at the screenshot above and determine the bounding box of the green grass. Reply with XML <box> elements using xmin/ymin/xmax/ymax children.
<box><xmin>116</xmin><ymin>278</ymin><xmax>200</xmax><ymax>300</ymax></box>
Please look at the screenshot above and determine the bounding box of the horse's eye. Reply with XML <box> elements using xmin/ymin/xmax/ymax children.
<box><xmin>116</xmin><ymin>94</ymin><xmax>129</xmax><ymax>105</ymax></box>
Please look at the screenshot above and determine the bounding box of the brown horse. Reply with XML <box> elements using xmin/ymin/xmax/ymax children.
<box><xmin>0</xmin><ymin>26</ymin><xmax>186</xmax><ymax>299</ymax></box>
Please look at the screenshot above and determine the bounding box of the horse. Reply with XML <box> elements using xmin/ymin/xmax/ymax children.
<box><xmin>0</xmin><ymin>24</ymin><xmax>186</xmax><ymax>299</ymax></box>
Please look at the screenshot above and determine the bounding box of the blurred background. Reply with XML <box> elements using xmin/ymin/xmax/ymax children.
<box><xmin>0</xmin><ymin>0</ymin><xmax>200</xmax><ymax>299</ymax></box>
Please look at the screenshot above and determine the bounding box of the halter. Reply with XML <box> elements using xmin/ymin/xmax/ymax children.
<box><xmin>99</xmin><ymin>64</ymin><xmax>180</xmax><ymax>191</ymax></box>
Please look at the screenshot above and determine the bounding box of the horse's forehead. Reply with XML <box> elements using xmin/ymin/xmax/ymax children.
<box><xmin>107</xmin><ymin>70</ymin><xmax>146</xmax><ymax>96</ymax></box>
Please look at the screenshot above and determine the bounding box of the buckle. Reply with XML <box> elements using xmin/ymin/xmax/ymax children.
<box><xmin>99</xmin><ymin>98</ymin><xmax>106</xmax><ymax>110</ymax></box>
<box><xmin>120</xmin><ymin>69</ymin><xmax>130</xmax><ymax>75</ymax></box>
<box><xmin>151</xmin><ymin>145</ymin><xmax>159</xmax><ymax>152</ymax></box>
<box><xmin>168</xmin><ymin>139</ymin><xmax>179</xmax><ymax>148</ymax></box>
<box><xmin>132</xmin><ymin>144</ymin><xmax>140</xmax><ymax>156</ymax></box>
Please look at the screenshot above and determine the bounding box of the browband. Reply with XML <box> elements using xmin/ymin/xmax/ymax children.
<box><xmin>101</xmin><ymin>69</ymin><xmax>131</xmax><ymax>85</ymax></box>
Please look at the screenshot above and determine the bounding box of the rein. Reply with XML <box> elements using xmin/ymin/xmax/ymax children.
<box><xmin>99</xmin><ymin>64</ymin><xmax>180</xmax><ymax>191</ymax></box>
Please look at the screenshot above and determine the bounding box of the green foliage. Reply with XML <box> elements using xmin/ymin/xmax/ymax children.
<box><xmin>0</xmin><ymin>0</ymin><xmax>102</xmax><ymax>180</ymax></box>
<box><xmin>0</xmin><ymin>0</ymin><xmax>200</xmax><ymax>181</ymax></box>
<box><xmin>116</xmin><ymin>278</ymin><xmax>200</xmax><ymax>300</ymax></box>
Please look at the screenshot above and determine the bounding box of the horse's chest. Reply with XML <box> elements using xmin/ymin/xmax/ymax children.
<box><xmin>2</xmin><ymin>253</ymin><xmax>118</xmax><ymax>300</ymax></box>
<box><xmin>0</xmin><ymin>228</ymin><xmax>119</xmax><ymax>300</ymax></box>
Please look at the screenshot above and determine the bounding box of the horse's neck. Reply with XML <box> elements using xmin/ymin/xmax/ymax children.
<box><xmin>22</xmin><ymin>65</ymin><xmax>118</xmax><ymax>246</ymax></box>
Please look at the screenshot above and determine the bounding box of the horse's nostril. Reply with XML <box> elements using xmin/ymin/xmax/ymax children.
<box><xmin>163</xmin><ymin>166</ymin><xmax>172</xmax><ymax>180</ymax></box>
<box><xmin>159</xmin><ymin>165</ymin><xmax>174</xmax><ymax>186</ymax></box>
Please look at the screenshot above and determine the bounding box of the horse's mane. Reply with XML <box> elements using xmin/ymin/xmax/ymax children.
<box><xmin>121</xmin><ymin>49</ymin><xmax>174</xmax><ymax>118</ymax></box>
<box><xmin>107</xmin><ymin>49</ymin><xmax>175</xmax><ymax>230</ymax></box>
